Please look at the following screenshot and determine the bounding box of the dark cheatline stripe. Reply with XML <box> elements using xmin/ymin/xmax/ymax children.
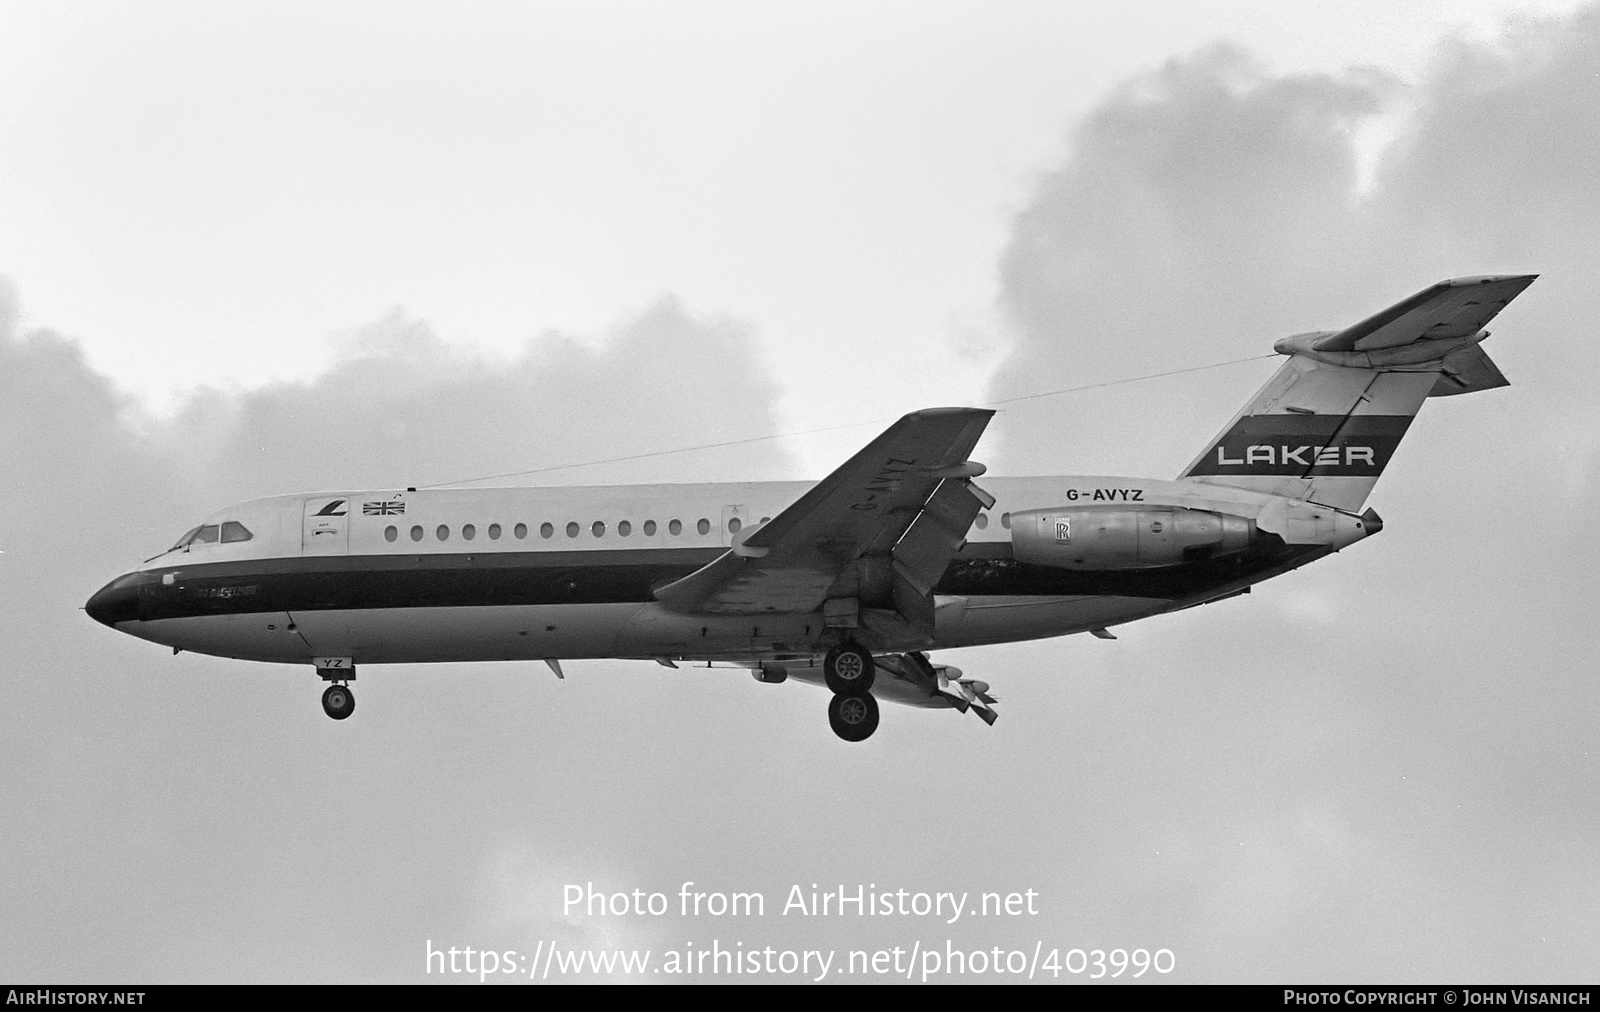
<box><xmin>1186</xmin><ymin>414</ymin><xmax>1415</xmax><ymax>477</ymax></box>
<box><xmin>108</xmin><ymin>537</ymin><xmax>1316</xmax><ymax>622</ymax></box>
<box><xmin>138</xmin><ymin>547</ymin><xmax>723</xmax><ymax>620</ymax></box>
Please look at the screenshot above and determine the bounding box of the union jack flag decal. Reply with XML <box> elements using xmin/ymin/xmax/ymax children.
<box><xmin>363</xmin><ymin>501</ymin><xmax>406</xmax><ymax>516</ymax></box>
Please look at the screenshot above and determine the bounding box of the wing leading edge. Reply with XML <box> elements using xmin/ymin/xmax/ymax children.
<box><xmin>653</xmin><ymin>407</ymin><xmax>995</xmax><ymax>622</ymax></box>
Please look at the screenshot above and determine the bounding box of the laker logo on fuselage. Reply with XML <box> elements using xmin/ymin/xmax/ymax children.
<box><xmin>1187</xmin><ymin>414</ymin><xmax>1415</xmax><ymax>477</ymax></box>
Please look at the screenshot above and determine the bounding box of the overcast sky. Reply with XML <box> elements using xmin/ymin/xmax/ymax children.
<box><xmin>3</xmin><ymin>1</ymin><xmax>1598</xmax><ymax>983</ymax></box>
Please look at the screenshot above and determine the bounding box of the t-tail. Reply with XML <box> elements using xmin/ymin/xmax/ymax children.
<box><xmin>1179</xmin><ymin>275</ymin><xmax>1537</xmax><ymax>512</ymax></box>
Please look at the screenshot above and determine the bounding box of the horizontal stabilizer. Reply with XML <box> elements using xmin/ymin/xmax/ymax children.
<box><xmin>1312</xmin><ymin>275</ymin><xmax>1536</xmax><ymax>353</ymax></box>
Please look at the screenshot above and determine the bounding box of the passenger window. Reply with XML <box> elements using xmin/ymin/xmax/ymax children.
<box><xmin>728</xmin><ymin>517</ymin><xmax>742</xmax><ymax>534</ymax></box>
<box><xmin>514</xmin><ymin>523</ymin><xmax>528</xmax><ymax>539</ymax></box>
<box><xmin>221</xmin><ymin>521</ymin><xmax>253</xmax><ymax>543</ymax></box>
<box><xmin>437</xmin><ymin>525</ymin><xmax>450</xmax><ymax>541</ymax></box>
<box><xmin>566</xmin><ymin>522</ymin><xmax>580</xmax><ymax>538</ymax></box>
<box><xmin>384</xmin><ymin>526</ymin><xmax>398</xmax><ymax>542</ymax></box>
<box><xmin>488</xmin><ymin>523</ymin><xmax>501</xmax><ymax>540</ymax></box>
<box><xmin>618</xmin><ymin>520</ymin><xmax>631</xmax><ymax>537</ymax></box>
<box><xmin>760</xmin><ymin>516</ymin><xmax>770</xmax><ymax>523</ymax></box>
<box><xmin>975</xmin><ymin>513</ymin><xmax>988</xmax><ymax>530</ymax></box>
<box><xmin>463</xmin><ymin>524</ymin><xmax>476</xmax><ymax>541</ymax></box>
<box><xmin>411</xmin><ymin>525</ymin><xmax>424</xmax><ymax>542</ymax></box>
<box><xmin>592</xmin><ymin>521</ymin><xmax>605</xmax><ymax>538</ymax></box>
<box><xmin>697</xmin><ymin>518</ymin><xmax>710</xmax><ymax>536</ymax></box>
<box><xmin>669</xmin><ymin>519</ymin><xmax>682</xmax><ymax>536</ymax></box>
<box><xmin>644</xmin><ymin>520</ymin><xmax>657</xmax><ymax>536</ymax></box>
<box><xmin>540</xmin><ymin>522</ymin><xmax>554</xmax><ymax>539</ymax></box>
<box><xmin>1001</xmin><ymin>513</ymin><xmax>1011</xmax><ymax>529</ymax></box>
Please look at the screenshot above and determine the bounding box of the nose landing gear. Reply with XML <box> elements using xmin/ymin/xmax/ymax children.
<box><xmin>316</xmin><ymin>662</ymin><xmax>356</xmax><ymax>721</ymax></box>
<box><xmin>321</xmin><ymin>683</ymin><xmax>355</xmax><ymax>720</ymax></box>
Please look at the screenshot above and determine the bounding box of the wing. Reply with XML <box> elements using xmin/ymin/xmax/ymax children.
<box><xmin>1312</xmin><ymin>274</ymin><xmax>1537</xmax><ymax>353</ymax></box>
<box><xmin>653</xmin><ymin>407</ymin><xmax>995</xmax><ymax>617</ymax></box>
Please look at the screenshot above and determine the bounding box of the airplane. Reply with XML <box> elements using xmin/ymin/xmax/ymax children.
<box><xmin>86</xmin><ymin>275</ymin><xmax>1536</xmax><ymax>741</ymax></box>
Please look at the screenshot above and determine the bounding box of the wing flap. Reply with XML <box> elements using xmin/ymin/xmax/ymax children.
<box><xmin>892</xmin><ymin>478</ymin><xmax>991</xmax><ymax>595</ymax></box>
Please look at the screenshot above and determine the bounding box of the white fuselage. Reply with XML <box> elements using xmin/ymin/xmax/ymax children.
<box><xmin>88</xmin><ymin>475</ymin><xmax>1356</xmax><ymax>670</ymax></box>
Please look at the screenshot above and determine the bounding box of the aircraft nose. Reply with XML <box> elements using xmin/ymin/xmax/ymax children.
<box><xmin>86</xmin><ymin>573</ymin><xmax>144</xmax><ymax>627</ymax></box>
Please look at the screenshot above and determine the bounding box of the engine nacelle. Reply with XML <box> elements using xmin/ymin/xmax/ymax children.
<box><xmin>1011</xmin><ymin>507</ymin><xmax>1256</xmax><ymax>570</ymax></box>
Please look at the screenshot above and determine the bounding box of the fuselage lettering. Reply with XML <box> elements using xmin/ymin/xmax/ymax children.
<box><xmin>1082</xmin><ymin>488</ymin><xmax>1144</xmax><ymax>502</ymax></box>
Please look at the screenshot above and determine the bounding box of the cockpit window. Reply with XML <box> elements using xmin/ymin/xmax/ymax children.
<box><xmin>170</xmin><ymin>524</ymin><xmax>221</xmax><ymax>550</ymax></box>
<box><xmin>170</xmin><ymin>527</ymin><xmax>202</xmax><ymax>550</ymax></box>
<box><xmin>167</xmin><ymin>521</ymin><xmax>252</xmax><ymax>552</ymax></box>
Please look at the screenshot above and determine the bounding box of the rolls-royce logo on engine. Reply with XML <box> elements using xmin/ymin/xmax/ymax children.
<box><xmin>1054</xmin><ymin>519</ymin><xmax>1071</xmax><ymax>542</ymax></box>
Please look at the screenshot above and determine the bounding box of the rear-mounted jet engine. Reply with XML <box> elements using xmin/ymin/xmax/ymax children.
<box><xmin>1010</xmin><ymin>507</ymin><xmax>1257</xmax><ymax>570</ymax></box>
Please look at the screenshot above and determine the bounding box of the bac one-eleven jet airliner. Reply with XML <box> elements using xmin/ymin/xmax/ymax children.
<box><xmin>87</xmin><ymin>276</ymin><xmax>1535</xmax><ymax>741</ymax></box>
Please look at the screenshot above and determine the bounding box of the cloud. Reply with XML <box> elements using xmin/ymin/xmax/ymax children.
<box><xmin>0</xmin><ymin>287</ymin><xmax>808</xmax><ymax>981</ymax></box>
<box><xmin>979</xmin><ymin>4</ymin><xmax>1600</xmax><ymax>980</ymax></box>
<box><xmin>10</xmin><ymin>4</ymin><xmax>1600</xmax><ymax>984</ymax></box>
<box><xmin>161</xmin><ymin>297</ymin><xmax>794</xmax><ymax>505</ymax></box>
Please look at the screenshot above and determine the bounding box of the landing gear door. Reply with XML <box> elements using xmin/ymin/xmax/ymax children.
<box><xmin>302</xmin><ymin>497</ymin><xmax>351</xmax><ymax>555</ymax></box>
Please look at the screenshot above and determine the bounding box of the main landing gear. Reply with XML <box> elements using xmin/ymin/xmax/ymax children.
<box><xmin>822</xmin><ymin>642</ymin><xmax>875</xmax><ymax>694</ymax></box>
<box><xmin>824</xmin><ymin>643</ymin><xmax>879</xmax><ymax>743</ymax></box>
<box><xmin>317</xmin><ymin>664</ymin><xmax>355</xmax><ymax>720</ymax></box>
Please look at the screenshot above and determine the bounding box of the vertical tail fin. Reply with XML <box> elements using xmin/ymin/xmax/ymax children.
<box><xmin>1179</xmin><ymin>275</ymin><xmax>1536</xmax><ymax>512</ymax></box>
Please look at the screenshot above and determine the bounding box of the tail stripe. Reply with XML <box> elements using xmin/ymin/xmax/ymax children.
<box><xmin>1185</xmin><ymin>413</ymin><xmax>1416</xmax><ymax>478</ymax></box>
